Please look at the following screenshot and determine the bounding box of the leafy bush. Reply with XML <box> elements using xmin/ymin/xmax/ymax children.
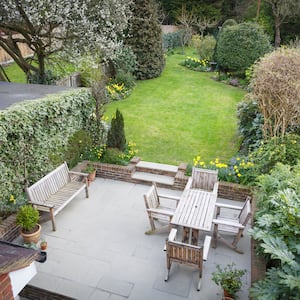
<box><xmin>216</xmin><ymin>22</ymin><xmax>272</xmax><ymax>75</ymax></box>
<box><xmin>163</xmin><ymin>30</ymin><xmax>185</xmax><ymax>50</ymax></box>
<box><xmin>192</xmin><ymin>34</ymin><xmax>216</xmax><ymax>61</ymax></box>
<box><xmin>237</xmin><ymin>96</ymin><xmax>263</xmax><ymax>152</ymax></box>
<box><xmin>249</xmin><ymin>163</ymin><xmax>300</xmax><ymax>299</ymax></box>
<box><xmin>16</xmin><ymin>205</ymin><xmax>40</xmax><ymax>232</ymax></box>
<box><xmin>100</xmin><ymin>147</ymin><xmax>127</xmax><ymax>165</ymax></box>
<box><xmin>250</xmin><ymin>134</ymin><xmax>300</xmax><ymax>175</ymax></box>
<box><xmin>64</xmin><ymin>129</ymin><xmax>93</xmax><ymax>168</ymax></box>
<box><xmin>112</xmin><ymin>46</ymin><xmax>137</xmax><ymax>76</ymax></box>
<box><xmin>28</xmin><ymin>69</ymin><xmax>57</xmax><ymax>85</ymax></box>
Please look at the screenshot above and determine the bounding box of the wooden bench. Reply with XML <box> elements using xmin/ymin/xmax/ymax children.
<box><xmin>25</xmin><ymin>162</ymin><xmax>89</xmax><ymax>231</ymax></box>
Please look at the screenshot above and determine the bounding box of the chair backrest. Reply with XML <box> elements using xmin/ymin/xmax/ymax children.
<box><xmin>238</xmin><ymin>196</ymin><xmax>252</xmax><ymax>225</ymax></box>
<box><xmin>143</xmin><ymin>184</ymin><xmax>159</xmax><ymax>209</ymax></box>
<box><xmin>166</xmin><ymin>239</ymin><xmax>203</xmax><ymax>269</ymax></box>
<box><xmin>191</xmin><ymin>167</ymin><xmax>218</xmax><ymax>191</ymax></box>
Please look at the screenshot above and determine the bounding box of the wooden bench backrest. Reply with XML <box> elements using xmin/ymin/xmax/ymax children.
<box><xmin>26</xmin><ymin>162</ymin><xmax>71</xmax><ymax>204</ymax></box>
<box><xmin>144</xmin><ymin>185</ymin><xmax>159</xmax><ymax>209</ymax></box>
<box><xmin>191</xmin><ymin>167</ymin><xmax>218</xmax><ymax>191</ymax></box>
<box><xmin>166</xmin><ymin>240</ymin><xmax>203</xmax><ymax>268</ymax></box>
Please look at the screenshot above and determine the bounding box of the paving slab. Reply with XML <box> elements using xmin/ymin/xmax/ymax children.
<box><xmin>16</xmin><ymin>178</ymin><xmax>251</xmax><ymax>300</ymax></box>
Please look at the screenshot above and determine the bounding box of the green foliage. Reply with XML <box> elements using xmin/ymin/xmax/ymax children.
<box><xmin>192</xmin><ymin>35</ymin><xmax>216</xmax><ymax>61</ymax></box>
<box><xmin>107</xmin><ymin>109</ymin><xmax>126</xmax><ymax>151</ymax></box>
<box><xmin>163</xmin><ymin>30</ymin><xmax>185</xmax><ymax>50</ymax></box>
<box><xmin>0</xmin><ymin>89</ymin><xmax>96</xmax><ymax>208</ymax></box>
<box><xmin>237</xmin><ymin>96</ymin><xmax>264</xmax><ymax>152</ymax></box>
<box><xmin>64</xmin><ymin>129</ymin><xmax>93</xmax><ymax>168</ymax></box>
<box><xmin>126</xmin><ymin>0</ymin><xmax>165</xmax><ymax>79</ymax></box>
<box><xmin>212</xmin><ymin>263</ymin><xmax>246</xmax><ymax>296</ymax></box>
<box><xmin>250</xmin><ymin>134</ymin><xmax>300</xmax><ymax>175</ymax></box>
<box><xmin>16</xmin><ymin>205</ymin><xmax>39</xmax><ymax>232</ymax></box>
<box><xmin>112</xmin><ymin>46</ymin><xmax>137</xmax><ymax>76</ymax></box>
<box><xmin>101</xmin><ymin>147</ymin><xmax>127</xmax><ymax>165</ymax></box>
<box><xmin>27</xmin><ymin>69</ymin><xmax>57</xmax><ymax>85</ymax></box>
<box><xmin>216</xmin><ymin>22</ymin><xmax>272</xmax><ymax>75</ymax></box>
<box><xmin>249</xmin><ymin>162</ymin><xmax>300</xmax><ymax>299</ymax></box>
<box><xmin>221</xmin><ymin>19</ymin><xmax>237</xmax><ymax>28</ymax></box>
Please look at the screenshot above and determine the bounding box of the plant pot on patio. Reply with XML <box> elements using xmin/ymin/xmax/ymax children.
<box><xmin>16</xmin><ymin>205</ymin><xmax>41</xmax><ymax>244</ymax></box>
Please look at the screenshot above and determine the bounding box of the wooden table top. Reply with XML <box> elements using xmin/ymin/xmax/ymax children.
<box><xmin>171</xmin><ymin>189</ymin><xmax>217</xmax><ymax>232</ymax></box>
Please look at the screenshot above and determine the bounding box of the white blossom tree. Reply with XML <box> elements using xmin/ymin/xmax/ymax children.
<box><xmin>0</xmin><ymin>0</ymin><xmax>132</xmax><ymax>83</ymax></box>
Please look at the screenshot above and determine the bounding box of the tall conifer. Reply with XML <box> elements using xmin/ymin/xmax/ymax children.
<box><xmin>126</xmin><ymin>0</ymin><xmax>165</xmax><ymax>80</ymax></box>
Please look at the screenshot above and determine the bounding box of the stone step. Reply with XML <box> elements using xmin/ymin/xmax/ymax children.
<box><xmin>131</xmin><ymin>171</ymin><xmax>174</xmax><ymax>186</ymax></box>
<box><xmin>135</xmin><ymin>161</ymin><xmax>178</xmax><ymax>176</ymax></box>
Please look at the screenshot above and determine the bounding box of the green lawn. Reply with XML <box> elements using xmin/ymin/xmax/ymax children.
<box><xmin>105</xmin><ymin>52</ymin><xmax>246</xmax><ymax>165</ymax></box>
<box><xmin>3</xmin><ymin>63</ymin><xmax>26</xmax><ymax>83</ymax></box>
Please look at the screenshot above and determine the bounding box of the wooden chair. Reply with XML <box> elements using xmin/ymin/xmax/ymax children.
<box><xmin>212</xmin><ymin>196</ymin><xmax>252</xmax><ymax>254</ymax></box>
<box><xmin>185</xmin><ymin>167</ymin><xmax>219</xmax><ymax>195</ymax></box>
<box><xmin>144</xmin><ymin>183</ymin><xmax>180</xmax><ymax>234</ymax></box>
<box><xmin>164</xmin><ymin>228</ymin><xmax>211</xmax><ymax>291</ymax></box>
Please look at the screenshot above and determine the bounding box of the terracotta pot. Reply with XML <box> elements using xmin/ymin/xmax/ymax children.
<box><xmin>223</xmin><ymin>290</ymin><xmax>234</xmax><ymax>299</ymax></box>
<box><xmin>21</xmin><ymin>224</ymin><xmax>41</xmax><ymax>244</ymax></box>
<box><xmin>40</xmin><ymin>241</ymin><xmax>47</xmax><ymax>250</ymax></box>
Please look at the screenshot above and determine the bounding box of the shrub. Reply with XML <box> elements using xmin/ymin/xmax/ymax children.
<box><xmin>237</xmin><ymin>95</ymin><xmax>264</xmax><ymax>152</ymax></box>
<box><xmin>250</xmin><ymin>134</ymin><xmax>300</xmax><ymax>175</ymax></box>
<box><xmin>112</xmin><ymin>46</ymin><xmax>137</xmax><ymax>76</ymax></box>
<box><xmin>163</xmin><ymin>30</ymin><xmax>184</xmax><ymax>50</ymax></box>
<box><xmin>216</xmin><ymin>22</ymin><xmax>272</xmax><ymax>75</ymax></box>
<box><xmin>250</xmin><ymin>47</ymin><xmax>300</xmax><ymax>138</ymax></box>
<box><xmin>64</xmin><ymin>129</ymin><xmax>93</xmax><ymax>168</ymax></box>
<box><xmin>107</xmin><ymin>109</ymin><xmax>126</xmax><ymax>151</ymax></box>
<box><xmin>126</xmin><ymin>0</ymin><xmax>165</xmax><ymax>80</ymax></box>
<box><xmin>192</xmin><ymin>34</ymin><xmax>216</xmax><ymax>61</ymax></box>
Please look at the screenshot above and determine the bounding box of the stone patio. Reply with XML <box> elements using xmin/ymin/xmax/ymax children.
<box><xmin>17</xmin><ymin>178</ymin><xmax>251</xmax><ymax>300</ymax></box>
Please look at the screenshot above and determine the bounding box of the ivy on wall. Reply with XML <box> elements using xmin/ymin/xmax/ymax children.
<box><xmin>0</xmin><ymin>88</ymin><xmax>95</xmax><ymax>209</ymax></box>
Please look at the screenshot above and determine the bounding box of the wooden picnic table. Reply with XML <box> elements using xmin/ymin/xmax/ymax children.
<box><xmin>171</xmin><ymin>189</ymin><xmax>217</xmax><ymax>245</ymax></box>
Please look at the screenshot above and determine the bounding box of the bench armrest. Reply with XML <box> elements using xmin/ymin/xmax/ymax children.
<box><xmin>203</xmin><ymin>236</ymin><xmax>211</xmax><ymax>261</ymax></box>
<box><xmin>212</xmin><ymin>181</ymin><xmax>219</xmax><ymax>195</ymax></box>
<box><xmin>69</xmin><ymin>171</ymin><xmax>89</xmax><ymax>177</ymax></box>
<box><xmin>184</xmin><ymin>177</ymin><xmax>193</xmax><ymax>190</ymax></box>
<box><xmin>29</xmin><ymin>201</ymin><xmax>54</xmax><ymax>209</ymax></box>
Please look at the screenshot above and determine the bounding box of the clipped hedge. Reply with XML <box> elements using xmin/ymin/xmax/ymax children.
<box><xmin>0</xmin><ymin>88</ymin><xmax>95</xmax><ymax>209</ymax></box>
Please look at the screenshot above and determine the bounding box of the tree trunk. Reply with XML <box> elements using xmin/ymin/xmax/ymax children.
<box><xmin>274</xmin><ymin>16</ymin><xmax>281</xmax><ymax>48</ymax></box>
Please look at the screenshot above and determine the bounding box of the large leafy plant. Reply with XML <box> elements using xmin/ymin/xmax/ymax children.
<box><xmin>249</xmin><ymin>163</ymin><xmax>300</xmax><ymax>299</ymax></box>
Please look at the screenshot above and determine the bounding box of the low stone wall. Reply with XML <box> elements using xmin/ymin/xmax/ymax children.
<box><xmin>0</xmin><ymin>214</ymin><xmax>20</xmax><ymax>242</ymax></box>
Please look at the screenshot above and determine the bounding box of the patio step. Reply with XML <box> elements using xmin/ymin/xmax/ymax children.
<box><xmin>132</xmin><ymin>161</ymin><xmax>178</xmax><ymax>186</ymax></box>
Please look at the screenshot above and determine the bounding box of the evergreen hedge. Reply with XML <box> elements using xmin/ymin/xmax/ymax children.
<box><xmin>0</xmin><ymin>88</ymin><xmax>96</xmax><ymax>209</ymax></box>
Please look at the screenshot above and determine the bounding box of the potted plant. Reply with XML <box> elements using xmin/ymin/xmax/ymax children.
<box><xmin>16</xmin><ymin>205</ymin><xmax>41</xmax><ymax>244</ymax></box>
<box><xmin>83</xmin><ymin>164</ymin><xmax>96</xmax><ymax>185</ymax></box>
<box><xmin>40</xmin><ymin>240</ymin><xmax>47</xmax><ymax>250</ymax></box>
<box><xmin>212</xmin><ymin>263</ymin><xmax>246</xmax><ymax>299</ymax></box>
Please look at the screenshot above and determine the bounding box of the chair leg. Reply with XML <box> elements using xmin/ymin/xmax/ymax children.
<box><xmin>212</xmin><ymin>224</ymin><xmax>218</xmax><ymax>248</ymax></box>
<box><xmin>165</xmin><ymin>260</ymin><xmax>171</xmax><ymax>281</ymax></box>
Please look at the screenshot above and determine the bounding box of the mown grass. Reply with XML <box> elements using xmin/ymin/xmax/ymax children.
<box><xmin>3</xmin><ymin>62</ymin><xmax>26</xmax><ymax>83</ymax></box>
<box><xmin>105</xmin><ymin>50</ymin><xmax>246</xmax><ymax>165</ymax></box>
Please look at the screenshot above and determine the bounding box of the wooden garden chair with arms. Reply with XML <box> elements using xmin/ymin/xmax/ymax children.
<box><xmin>164</xmin><ymin>228</ymin><xmax>211</xmax><ymax>291</ymax></box>
<box><xmin>185</xmin><ymin>167</ymin><xmax>219</xmax><ymax>195</ymax></box>
<box><xmin>212</xmin><ymin>196</ymin><xmax>252</xmax><ymax>254</ymax></box>
<box><xmin>144</xmin><ymin>182</ymin><xmax>180</xmax><ymax>234</ymax></box>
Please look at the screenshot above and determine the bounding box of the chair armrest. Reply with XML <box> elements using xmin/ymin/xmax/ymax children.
<box><xmin>157</xmin><ymin>193</ymin><xmax>180</xmax><ymax>202</ymax></box>
<box><xmin>203</xmin><ymin>236</ymin><xmax>211</xmax><ymax>261</ymax></box>
<box><xmin>184</xmin><ymin>177</ymin><xmax>193</xmax><ymax>190</ymax></box>
<box><xmin>212</xmin><ymin>181</ymin><xmax>219</xmax><ymax>195</ymax></box>
<box><xmin>168</xmin><ymin>228</ymin><xmax>177</xmax><ymax>242</ymax></box>
<box><xmin>29</xmin><ymin>201</ymin><xmax>54</xmax><ymax>209</ymax></box>
<box><xmin>212</xmin><ymin>218</ymin><xmax>245</xmax><ymax>229</ymax></box>
<box><xmin>215</xmin><ymin>202</ymin><xmax>243</xmax><ymax>211</ymax></box>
